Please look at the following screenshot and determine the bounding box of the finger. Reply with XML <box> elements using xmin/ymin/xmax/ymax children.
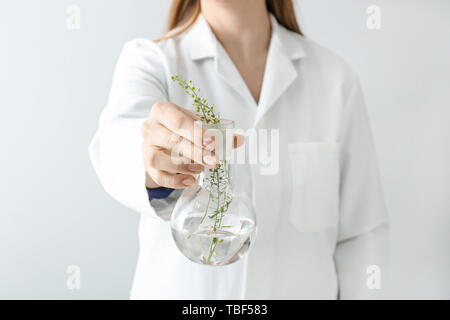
<box><xmin>153</xmin><ymin>102</ymin><xmax>212</xmax><ymax>148</ymax></box>
<box><xmin>233</xmin><ymin>134</ymin><xmax>245</xmax><ymax>148</ymax></box>
<box><xmin>144</xmin><ymin>148</ymin><xmax>203</xmax><ymax>174</ymax></box>
<box><xmin>172</xmin><ymin>136</ymin><xmax>218</xmax><ymax>168</ymax></box>
<box><xmin>199</xmin><ymin>133</ymin><xmax>244</xmax><ymax>151</ymax></box>
<box><xmin>149</xmin><ymin>123</ymin><xmax>218</xmax><ymax>168</ymax></box>
<box><xmin>147</xmin><ymin>168</ymin><xmax>196</xmax><ymax>189</ymax></box>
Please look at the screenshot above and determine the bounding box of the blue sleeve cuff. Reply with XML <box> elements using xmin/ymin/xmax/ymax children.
<box><xmin>147</xmin><ymin>187</ymin><xmax>175</xmax><ymax>200</ymax></box>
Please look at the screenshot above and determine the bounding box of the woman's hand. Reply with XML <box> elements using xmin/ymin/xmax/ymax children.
<box><xmin>141</xmin><ymin>101</ymin><xmax>219</xmax><ymax>189</ymax></box>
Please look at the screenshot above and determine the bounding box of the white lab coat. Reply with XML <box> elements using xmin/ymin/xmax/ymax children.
<box><xmin>89</xmin><ymin>14</ymin><xmax>389</xmax><ymax>299</ymax></box>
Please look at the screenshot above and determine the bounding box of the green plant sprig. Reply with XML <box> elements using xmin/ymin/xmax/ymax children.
<box><xmin>171</xmin><ymin>74</ymin><xmax>220</xmax><ymax>124</ymax></box>
<box><xmin>171</xmin><ymin>74</ymin><xmax>232</xmax><ymax>265</ymax></box>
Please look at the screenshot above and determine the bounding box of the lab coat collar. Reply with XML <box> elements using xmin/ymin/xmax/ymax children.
<box><xmin>254</xmin><ymin>14</ymin><xmax>306</xmax><ymax>125</ymax></box>
<box><xmin>184</xmin><ymin>14</ymin><xmax>306</xmax><ymax>61</ymax></box>
<box><xmin>183</xmin><ymin>14</ymin><xmax>306</xmax><ymax>125</ymax></box>
<box><xmin>184</xmin><ymin>14</ymin><xmax>216</xmax><ymax>60</ymax></box>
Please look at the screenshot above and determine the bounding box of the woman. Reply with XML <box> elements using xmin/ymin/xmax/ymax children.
<box><xmin>89</xmin><ymin>0</ymin><xmax>389</xmax><ymax>299</ymax></box>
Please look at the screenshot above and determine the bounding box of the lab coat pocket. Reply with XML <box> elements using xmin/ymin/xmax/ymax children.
<box><xmin>288</xmin><ymin>142</ymin><xmax>340</xmax><ymax>232</ymax></box>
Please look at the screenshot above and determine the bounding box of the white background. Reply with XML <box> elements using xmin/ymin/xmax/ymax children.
<box><xmin>0</xmin><ymin>0</ymin><xmax>449</xmax><ymax>299</ymax></box>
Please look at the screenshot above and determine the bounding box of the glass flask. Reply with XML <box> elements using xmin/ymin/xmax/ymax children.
<box><xmin>170</xmin><ymin>119</ymin><xmax>257</xmax><ymax>266</ymax></box>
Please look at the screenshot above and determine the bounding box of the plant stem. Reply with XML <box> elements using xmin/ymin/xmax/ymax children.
<box><xmin>171</xmin><ymin>74</ymin><xmax>232</xmax><ymax>265</ymax></box>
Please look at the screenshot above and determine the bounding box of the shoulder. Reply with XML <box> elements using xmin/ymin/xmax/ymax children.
<box><xmin>114</xmin><ymin>38</ymin><xmax>177</xmax><ymax>80</ymax></box>
<box><xmin>305</xmin><ymin>37</ymin><xmax>356</xmax><ymax>75</ymax></box>
<box><xmin>120</xmin><ymin>36</ymin><xmax>185</xmax><ymax>69</ymax></box>
<box><xmin>119</xmin><ymin>38</ymin><xmax>166</xmax><ymax>64</ymax></box>
<box><xmin>307</xmin><ymin>40</ymin><xmax>359</xmax><ymax>91</ymax></box>
<box><xmin>281</xmin><ymin>27</ymin><xmax>360</xmax><ymax>90</ymax></box>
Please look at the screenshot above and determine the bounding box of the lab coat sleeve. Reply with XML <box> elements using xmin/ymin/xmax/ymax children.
<box><xmin>334</xmin><ymin>75</ymin><xmax>390</xmax><ymax>299</ymax></box>
<box><xmin>89</xmin><ymin>39</ymin><xmax>177</xmax><ymax>220</ymax></box>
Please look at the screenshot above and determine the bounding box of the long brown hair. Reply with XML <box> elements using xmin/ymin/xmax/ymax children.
<box><xmin>156</xmin><ymin>0</ymin><xmax>302</xmax><ymax>41</ymax></box>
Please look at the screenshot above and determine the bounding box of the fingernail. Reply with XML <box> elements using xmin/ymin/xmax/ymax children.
<box><xmin>203</xmin><ymin>154</ymin><xmax>217</xmax><ymax>166</ymax></box>
<box><xmin>187</xmin><ymin>164</ymin><xmax>202</xmax><ymax>172</ymax></box>
<box><xmin>182</xmin><ymin>178</ymin><xmax>194</xmax><ymax>186</ymax></box>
